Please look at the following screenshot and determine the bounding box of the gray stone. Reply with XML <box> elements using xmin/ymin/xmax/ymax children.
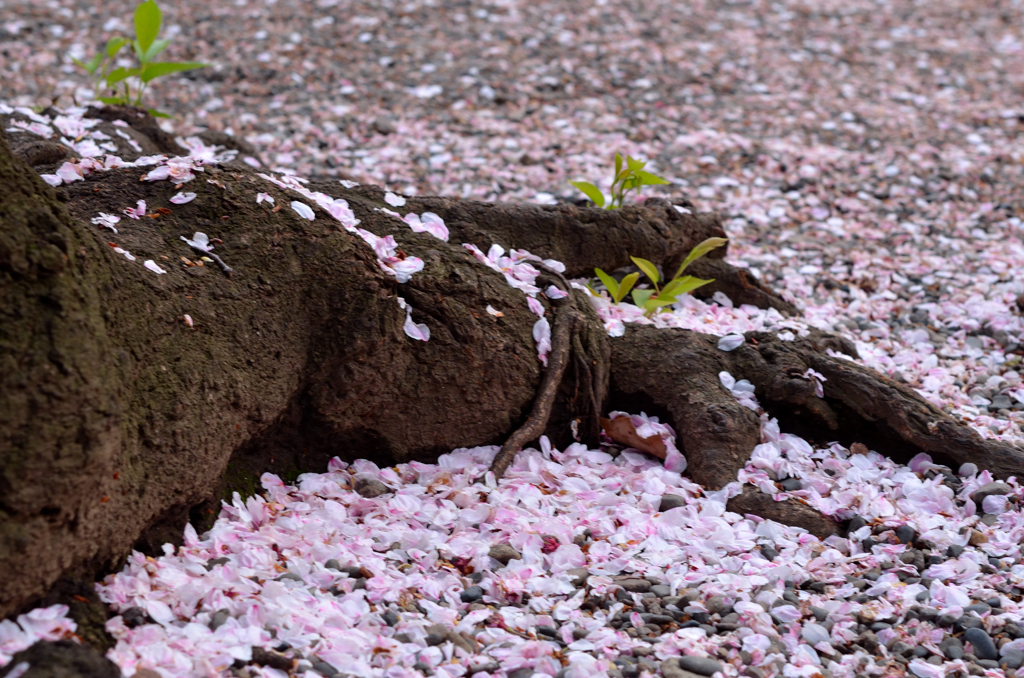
<box><xmin>371</xmin><ymin>115</ymin><xmax>397</xmax><ymax>135</ymax></box>
<box><xmin>760</xmin><ymin>546</ymin><xmax>779</xmax><ymax>561</ymax></box>
<box><xmin>460</xmin><ymin>586</ymin><xmax>484</xmax><ymax>603</ymax></box>
<box><xmin>676</xmin><ymin>656</ymin><xmax>725</xmax><ymax>676</ymax></box>
<box><xmin>323</xmin><ymin>559</ymin><xmax>341</xmax><ymax>571</ymax></box>
<box><xmin>312</xmin><ymin>661</ymin><xmax>339</xmax><ymax>677</ymax></box>
<box><xmin>382</xmin><ymin>610</ymin><xmax>399</xmax><ymax>626</ymax></box>
<box><xmin>811</xmin><ymin>607</ymin><xmax>829</xmax><ymax>622</ymax></box>
<box><xmin>353</xmin><ymin>476</ymin><xmax>390</xmax><ymax>498</ymax></box>
<box><xmin>891</xmin><ymin>642</ymin><xmax>914</xmax><ymax>658</ymax></box>
<box><xmin>651</xmin><ymin>584</ymin><xmax>672</xmax><ymax>598</ymax></box>
<box><xmin>567</xmin><ymin>567</ymin><xmax>589</xmax><ymax>587</ymax></box>
<box><xmin>209</xmin><ymin>609</ymin><xmax>230</xmax><ymax>630</ymax></box>
<box><xmin>276</xmin><ymin>572</ymin><xmax>304</xmax><ymax>582</ymax></box>
<box><xmin>895</xmin><ymin>525</ymin><xmax>916</xmax><ymax>545</ymax></box>
<box><xmin>964</xmin><ymin>628</ymin><xmax>998</xmax><ymax>660</ymax></box>
<box><xmin>488</xmin><ymin>543</ymin><xmax>521</xmax><ymax>565</ymax></box>
<box><xmin>424</xmin><ymin>632</ymin><xmax>445</xmax><ymax>646</ymax></box>
<box><xmin>848</xmin><ymin>515</ymin><xmax>867</xmax><ymax>533</ymax></box>
<box><xmin>659</xmin><ymin>494</ymin><xmax>687</xmax><ymax>511</ymax></box>
<box><xmin>947</xmin><ymin>544</ymin><xmax>965</xmax><ymax>558</ymax></box>
<box><xmin>1002</xmin><ymin>651</ymin><xmax>1024</xmax><ymax>670</ymax></box>
<box><xmin>619</xmin><ymin>578</ymin><xmax>652</xmax><ymax>593</ymax></box>
<box><xmin>991</xmin><ymin>395</ymin><xmax>1014</xmax><ymax>410</ymax></box>
<box><xmin>964</xmin><ymin>603</ymin><xmax>991</xmax><ymax>615</ymax></box>
<box><xmin>972</xmin><ymin>482</ymin><xmax>1012</xmax><ymax>508</ymax></box>
<box><xmin>507</xmin><ymin>669</ymin><xmax>534</xmax><ymax>678</ymax></box>
<box><xmin>644</xmin><ymin>614</ymin><xmax>675</xmax><ymax>625</ymax></box>
<box><xmin>706</xmin><ymin>596</ymin><xmax>729</xmax><ymax>615</ymax></box>
<box><xmin>780</xmin><ymin>478</ymin><xmax>802</xmax><ymax>491</ymax></box>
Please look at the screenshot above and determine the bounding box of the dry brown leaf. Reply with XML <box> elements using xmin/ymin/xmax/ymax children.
<box><xmin>600</xmin><ymin>416</ymin><xmax>667</xmax><ymax>459</ymax></box>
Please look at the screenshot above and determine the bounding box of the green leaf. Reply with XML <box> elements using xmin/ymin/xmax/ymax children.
<box><xmin>621</xmin><ymin>174</ymin><xmax>640</xmax><ymax>194</ymax></box>
<box><xmin>626</xmin><ymin>155</ymin><xmax>646</xmax><ymax>172</ymax></box>
<box><xmin>658</xmin><ymin>278</ymin><xmax>688</xmax><ymax>299</ymax></box>
<box><xmin>636</xmin><ymin>169</ymin><xmax>670</xmax><ymax>186</ymax></box>
<box><xmin>134</xmin><ymin>0</ymin><xmax>162</xmax><ymax>57</ymax></box>
<box><xmin>594</xmin><ymin>268</ymin><xmax>620</xmax><ymax>300</ymax></box>
<box><xmin>73</xmin><ymin>54</ymin><xmax>104</xmax><ymax>76</ymax></box>
<box><xmin>615</xmin><ymin>272</ymin><xmax>640</xmax><ymax>304</ymax></box>
<box><xmin>105</xmin><ymin>36</ymin><xmax>128</xmax><ymax>58</ymax></box>
<box><xmin>645</xmin><ymin>293</ymin><xmax>686</xmax><ymax>313</ymax></box>
<box><xmin>148</xmin><ymin>108</ymin><xmax>172</xmax><ymax>118</ymax></box>
<box><xmin>631</xmin><ymin>288</ymin><xmax>654</xmax><ymax>308</ymax></box>
<box><xmin>614</xmin><ymin>151</ymin><xmax>623</xmax><ymax>178</ymax></box>
<box><xmin>106</xmin><ymin>66</ymin><xmax>140</xmax><ymax>85</ymax></box>
<box><xmin>673</xmin><ymin>237</ymin><xmax>728</xmax><ymax>278</ymax></box>
<box><xmin>630</xmin><ymin>256</ymin><xmax>660</xmax><ymax>285</ymax></box>
<box><xmin>140</xmin><ymin>61</ymin><xmax>207</xmax><ymax>83</ymax></box>
<box><xmin>667</xmin><ymin>275</ymin><xmax>715</xmax><ymax>296</ymax></box>
<box><xmin>143</xmin><ymin>38</ymin><xmax>171</xmax><ymax>61</ymax></box>
<box><xmin>569</xmin><ymin>180</ymin><xmax>605</xmax><ymax>208</ymax></box>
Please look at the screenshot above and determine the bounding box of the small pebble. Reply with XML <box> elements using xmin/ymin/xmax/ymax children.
<box><xmin>353</xmin><ymin>476</ymin><xmax>390</xmax><ymax>498</ymax></box>
<box><xmin>488</xmin><ymin>543</ymin><xmax>521</xmax><ymax>565</ymax></box>
<box><xmin>894</xmin><ymin>525</ymin><xmax>916</xmax><ymax>544</ymax></box>
<box><xmin>964</xmin><ymin>628</ymin><xmax>999</xmax><ymax>660</ymax></box>
<box><xmin>460</xmin><ymin>586</ymin><xmax>484</xmax><ymax>603</ymax></box>
<box><xmin>659</xmin><ymin>494</ymin><xmax>687</xmax><ymax>511</ymax></box>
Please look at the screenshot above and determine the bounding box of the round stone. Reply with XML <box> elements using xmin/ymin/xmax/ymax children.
<box><xmin>895</xmin><ymin>525</ymin><xmax>916</xmax><ymax>545</ymax></box>
<box><xmin>460</xmin><ymin>586</ymin><xmax>484</xmax><ymax>603</ymax></box>
<box><xmin>659</xmin><ymin>494</ymin><xmax>687</xmax><ymax>512</ymax></box>
<box><xmin>1002</xmin><ymin>651</ymin><xmax>1024</xmax><ymax>670</ymax></box>
<box><xmin>964</xmin><ymin>628</ymin><xmax>998</xmax><ymax>660</ymax></box>
<box><xmin>677</xmin><ymin>656</ymin><xmax>724</xmax><ymax>676</ymax></box>
<box><xmin>488</xmin><ymin>543</ymin><xmax>522</xmax><ymax>565</ymax></box>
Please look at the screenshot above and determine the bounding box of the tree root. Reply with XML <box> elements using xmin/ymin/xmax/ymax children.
<box><xmin>610</xmin><ymin>325</ymin><xmax>1024</xmax><ymax>536</ymax></box>
<box><xmin>490</xmin><ymin>306</ymin><xmax>580</xmax><ymax>479</ymax></box>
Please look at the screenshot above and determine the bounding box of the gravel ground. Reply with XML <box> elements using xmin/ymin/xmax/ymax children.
<box><xmin>3</xmin><ymin>0</ymin><xmax>1024</xmax><ymax>677</ymax></box>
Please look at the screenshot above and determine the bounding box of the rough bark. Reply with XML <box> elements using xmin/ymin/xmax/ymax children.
<box><xmin>0</xmin><ymin>124</ymin><xmax>601</xmax><ymax>616</ymax></box>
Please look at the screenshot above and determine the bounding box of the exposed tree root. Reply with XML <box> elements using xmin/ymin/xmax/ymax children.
<box><xmin>490</xmin><ymin>306</ymin><xmax>580</xmax><ymax>479</ymax></box>
<box><xmin>610</xmin><ymin>326</ymin><xmax>1024</xmax><ymax>535</ymax></box>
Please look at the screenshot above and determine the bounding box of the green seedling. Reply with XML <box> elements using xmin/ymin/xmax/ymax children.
<box><xmin>592</xmin><ymin>237</ymin><xmax>728</xmax><ymax>316</ymax></box>
<box><xmin>570</xmin><ymin>152</ymin><xmax>670</xmax><ymax>209</ymax></box>
<box><xmin>74</xmin><ymin>0</ymin><xmax>207</xmax><ymax>117</ymax></box>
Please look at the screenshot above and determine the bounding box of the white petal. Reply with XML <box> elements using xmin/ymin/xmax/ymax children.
<box><xmin>144</xmin><ymin>260</ymin><xmax>167</xmax><ymax>274</ymax></box>
<box><xmin>170</xmin><ymin>191</ymin><xmax>197</xmax><ymax>204</ymax></box>
<box><xmin>291</xmin><ymin>201</ymin><xmax>315</xmax><ymax>220</ymax></box>
<box><xmin>384</xmin><ymin>191</ymin><xmax>406</xmax><ymax>207</ymax></box>
<box><xmin>718</xmin><ymin>333</ymin><xmax>745</xmax><ymax>351</ymax></box>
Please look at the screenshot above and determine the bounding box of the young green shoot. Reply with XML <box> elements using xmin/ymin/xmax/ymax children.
<box><xmin>74</xmin><ymin>0</ymin><xmax>207</xmax><ymax>117</ymax></box>
<box><xmin>591</xmin><ymin>237</ymin><xmax>728</xmax><ymax>317</ymax></box>
<box><xmin>570</xmin><ymin>152</ymin><xmax>670</xmax><ymax>209</ymax></box>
